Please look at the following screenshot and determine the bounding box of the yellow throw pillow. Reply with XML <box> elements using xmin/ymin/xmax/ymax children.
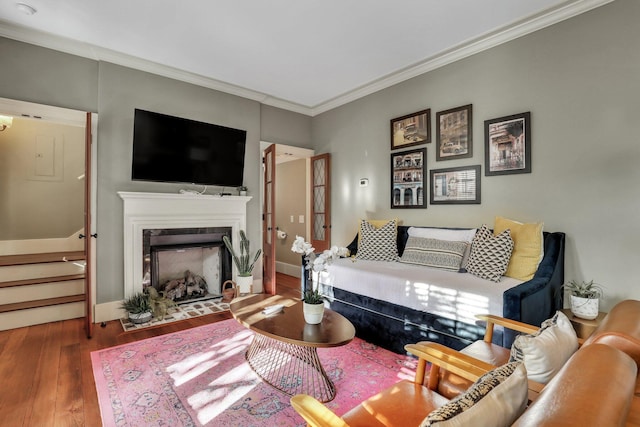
<box><xmin>357</xmin><ymin>219</ymin><xmax>398</xmax><ymax>244</ymax></box>
<box><xmin>494</xmin><ymin>216</ymin><xmax>544</xmax><ymax>281</ymax></box>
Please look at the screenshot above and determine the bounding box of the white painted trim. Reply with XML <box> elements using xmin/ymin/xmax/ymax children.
<box><xmin>276</xmin><ymin>261</ymin><xmax>301</xmax><ymax>278</ymax></box>
<box><xmin>0</xmin><ymin>0</ymin><xmax>613</xmax><ymax>116</ymax></box>
<box><xmin>94</xmin><ymin>300</ymin><xmax>126</xmax><ymax>323</ymax></box>
<box><xmin>310</xmin><ymin>0</ymin><xmax>615</xmax><ymax>115</ymax></box>
<box><xmin>118</xmin><ymin>192</ymin><xmax>252</xmax><ymax>298</ymax></box>
<box><xmin>0</xmin><ymin>303</ymin><xmax>84</xmax><ymax>331</ymax></box>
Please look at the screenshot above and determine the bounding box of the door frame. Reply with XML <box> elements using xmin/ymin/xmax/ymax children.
<box><xmin>260</xmin><ymin>142</ymin><xmax>315</xmax><ymax>285</ymax></box>
<box><xmin>0</xmin><ymin>97</ymin><xmax>98</xmax><ymax>332</ymax></box>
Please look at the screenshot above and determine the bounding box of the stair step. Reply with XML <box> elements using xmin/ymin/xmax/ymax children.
<box><xmin>0</xmin><ymin>274</ymin><xmax>86</xmax><ymax>289</ymax></box>
<box><xmin>0</xmin><ymin>251</ymin><xmax>85</xmax><ymax>267</ymax></box>
<box><xmin>0</xmin><ymin>294</ymin><xmax>85</xmax><ymax>314</ymax></box>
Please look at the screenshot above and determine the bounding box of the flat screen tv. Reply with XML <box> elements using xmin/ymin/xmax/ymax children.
<box><xmin>131</xmin><ymin>109</ymin><xmax>246</xmax><ymax>187</ymax></box>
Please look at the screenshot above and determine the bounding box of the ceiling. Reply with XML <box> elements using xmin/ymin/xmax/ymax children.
<box><xmin>0</xmin><ymin>0</ymin><xmax>611</xmax><ymax>116</ymax></box>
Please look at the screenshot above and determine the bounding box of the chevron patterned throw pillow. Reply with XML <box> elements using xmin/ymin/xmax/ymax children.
<box><xmin>466</xmin><ymin>225</ymin><xmax>514</xmax><ymax>282</ymax></box>
<box><xmin>355</xmin><ymin>219</ymin><xmax>399</xmax><ymax>261</ymax></box>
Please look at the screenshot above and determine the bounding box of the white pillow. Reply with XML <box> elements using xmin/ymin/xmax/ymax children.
<box><xmin>460</xmin><ymin>341</ymin><xmax>503</xmax><ymax>365</ymax></box>
<box><xmin>509</xmin><ymin>311</ymin><xmax>579</xmax><ymax>384</ymax></box>
<box><xmin>408</xmin><ymin>227</ymin><xmax>477</xmax><ymax>242</ymax></box>
<box><xmin>421</xmin><ymin>362</ymin><xmax>528</xmax><ymax>427</ymax></box>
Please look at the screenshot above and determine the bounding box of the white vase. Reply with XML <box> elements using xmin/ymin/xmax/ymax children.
<box><xmin>303</xmin><ymin>302</ymin><xmax>324</xmax><ymax>324</ymax></box>
<box><xmin>570</xmin><ymin>295</ymin><xmax>599</xmax><ymax>320</ymax></box>
<box><xmin>236</xmin><ymin>275</ymin><xmax>253</xmax><ymax>294</ymax></box>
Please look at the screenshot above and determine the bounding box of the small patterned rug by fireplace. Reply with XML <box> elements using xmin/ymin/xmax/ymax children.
<box><xmin>120</xmin><ymin>298</ymin><xmax>230</xmax><ymax>332</ymax></box>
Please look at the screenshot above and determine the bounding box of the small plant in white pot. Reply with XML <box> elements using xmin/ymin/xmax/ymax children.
<box><xmin>223</xmin><ymin>230</ymin><xmax>261</xmax><ymax>294</ymax></box>
<box><xmin>563</xmin><ymin>280</ymin><xmax>604</xmax><ymax>320</ymax></box>
<box><xmin>291</xmin><ymin>235</ymin><xmax>349</xmax><ymax>324</ymax></box>
<box><xmin>301</xmin><ymin>288</ymin><xmax>326</xmax><ymax>324</ymax></box>
<box><xmin>120</xmin><ymin>291</ymin><xmax>152</xmax><ymax>324</ymax></box>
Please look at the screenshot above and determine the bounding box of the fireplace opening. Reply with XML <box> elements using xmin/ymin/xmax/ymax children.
<box><xmin>142</xmin><ymin>227</ymin><xmax>232</xmax><ymax>303</ymax></box>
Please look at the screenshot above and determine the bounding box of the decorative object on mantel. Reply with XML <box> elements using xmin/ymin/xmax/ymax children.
<box><xmin>223</xmin><ymin>230</ymin><xmax>261</xmax><ymax>294</ymax></box>
<box><xmin>291</xmin><ymin>235</ymin><xmax>349</xmax><ymax>324</ymax></box>
<box><xmin>562</xmin><ymin>279</ymin><xmax>604</xmax><ymax>320</ymax></box>
<box><xmin>238</xmin><ymin>186</ymin><xmax>248</xmax><ymax>196</ymax></box>
<box><xmin>119</xmin><ymin>292</ymin><xmax>152</xmax><ymax>324</ymax></box>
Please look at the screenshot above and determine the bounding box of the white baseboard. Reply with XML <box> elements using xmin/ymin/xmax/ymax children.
<box><xmin>276</xmin><ymin>261</ymin><xmax>301</xmax><ymax>278</ymax></box>
<box><xmin>95</xmin><ymin>300</ymin><xmax>126</xmax><ymax>323</ymax></box>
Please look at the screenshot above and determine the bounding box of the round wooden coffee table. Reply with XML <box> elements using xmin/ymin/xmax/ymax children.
<box><xmin>230</xmin><ymin>294</ymin><xmax>355</xmax><ymax>402</ymax></box>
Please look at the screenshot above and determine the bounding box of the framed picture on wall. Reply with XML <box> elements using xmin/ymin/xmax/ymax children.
<box><xmin>436</xmin><ymin>104</ymin><xmax>472</xmax><ymax>161</ymax></box>
<box><xmin>430</xmin><ymin>165</ymin><xmax>481</xmax><ymax>204</ymax></box>
<box><xmin>390</xmin><ymin>109</ymin><xmax>431</xmax><ymax>150</ymax></box>
<box><xmin>391</xmin><ymin>148</ymin><xmax>427</xmax><ymax>208</ymax></box>
<box><xmin>484</xmin><ymin>112</ymin><xmax>531</xmax><ymax>176</ymax></box>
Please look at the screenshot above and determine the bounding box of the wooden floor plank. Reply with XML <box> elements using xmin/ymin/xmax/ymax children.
<box><xmin>55</xmin><ymin>343</ymin><xmax>85</xmax><ymax>427</ymax></box>
<box><xmin>0</xmin><ymin>324</ymin><xmax>47</xmax><ymax>426</ymax></box>
<box><xmin>23</xmin><ymin>322</ymin><xmax>63</xmax><ymax>426</ymax></box>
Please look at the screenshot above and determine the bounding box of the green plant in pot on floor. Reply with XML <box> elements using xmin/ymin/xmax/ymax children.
<box><xmin>223</xmin><ymin>230</ymin><xmax>261</xmax><ymax>294</ymax></box>
<box><xmin>563</xmin><ymin>279</ymin><xmax>604</xmax><ymax>320</ymax></box>
<box><xmin>120</xmin><ymin>291</ymin><xmax>152</xmax><ymax>324</ymax></box>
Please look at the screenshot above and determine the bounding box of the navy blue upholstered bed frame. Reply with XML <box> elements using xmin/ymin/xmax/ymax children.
<box><xmin>305</xmin><ymin>226</ymin><xmax>565</xmax><ymax>354</ymax></box>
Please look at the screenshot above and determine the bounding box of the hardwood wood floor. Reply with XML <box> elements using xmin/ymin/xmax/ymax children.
<box><xmin>0</xmin><ymin>273</ymin><xmax>301</xmax><ymax>427</ymax></box>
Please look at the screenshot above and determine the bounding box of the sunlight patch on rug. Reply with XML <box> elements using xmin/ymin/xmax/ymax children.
<box><xmin>189</xmin><ymin>363</ymin><xmax>259</xmax><ymax>424</ymax></box>
<box><xmin>166</xmin><ymin>329</ymin><xmax>253</xmax><ymax>386</ymax></box>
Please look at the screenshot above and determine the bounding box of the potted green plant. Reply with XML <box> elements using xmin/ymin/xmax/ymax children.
<box><xmin>238</xmin><ymin>186</ymin><xmax>248</xmax><ymax>196</ymax></box>
<box><xmin>302</xmin><ymin>288</ymin><xmax>325</xmax><ymax>324</ymax></box>
<box><xmin>222</xmin><ymin>230</ymin><xmax>261</xmax><ymax>294</ymax></box>
<box><xmin>563</xmin><ymin>280</ymin><xmax>604</xmax><ymax>320</ymax></box>
<box><xmin>120</xmin><ymin>291</ymin><xmax>152</xmax><ymax>324</ymax></box>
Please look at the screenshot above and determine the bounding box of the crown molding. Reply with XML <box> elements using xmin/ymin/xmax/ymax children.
<box><xmin>0</xmin><ymin>0</ymin><xmax>613</xmax><ymax>117</ymax></box>
<box><xmin>309</xmin><ymin>0</ymin><xmax>614</xmax><ymax>116</ymax></box>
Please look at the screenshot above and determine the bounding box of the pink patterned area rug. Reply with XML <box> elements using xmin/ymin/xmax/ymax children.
<box><xmin>91</xmin><ymin>318</ymin><xmax>417</xmax><ymax>426</ymax></box>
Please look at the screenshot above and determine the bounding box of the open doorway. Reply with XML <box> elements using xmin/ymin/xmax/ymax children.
<box><xmin>0</xmin><ymin>97</ymin><xmax>97</xmax><ymax>334</ymax></box>
<box><xmin>260</xmin><ymin>142</ymin><xmax>314</xmax><ymax>283</ymax></box>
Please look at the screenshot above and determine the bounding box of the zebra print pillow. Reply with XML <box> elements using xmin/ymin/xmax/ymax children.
<box><xmin>421</xmin><ymin>362</ymin><xmax>528</xmax><ymax>427</ymax></box>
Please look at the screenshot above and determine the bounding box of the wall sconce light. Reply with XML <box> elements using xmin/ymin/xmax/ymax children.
<box><xmin>0</xmin><ymin>115</ymin><xmax>13</xmax><ymax>131</ymax></box>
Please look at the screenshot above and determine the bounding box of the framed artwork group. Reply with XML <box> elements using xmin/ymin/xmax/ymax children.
<box><xmin>389</xmin><ymin>105</ymin><xmax>531</xmax><ymax>208</ymax></box>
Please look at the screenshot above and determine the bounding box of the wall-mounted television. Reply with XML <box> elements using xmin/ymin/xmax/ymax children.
<box><xmin>131</xmin><ymin>109</ymin><xmax>246</xmax><ymax>187</ymax></box>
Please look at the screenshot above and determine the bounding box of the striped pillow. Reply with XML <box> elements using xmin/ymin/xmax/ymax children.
<box><xmin>400</xmin><ymin>237</ymin><xmax>468</xmax><ymax>271</ymax></box>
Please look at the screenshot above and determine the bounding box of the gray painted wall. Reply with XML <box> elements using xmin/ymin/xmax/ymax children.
<box><xmin>0</xmin><ymin>39</ymin><xmax>311</xmax><ymax>304</ymax></box>
<box><xmin>312</xmin><ymin>0</ymin><xmax>640</xmax><ymax>311</ymax></box>
<box><xmin>0</xmin><ymin>117</ymin><xmax>85</xmax><ymax>240</ymax></box>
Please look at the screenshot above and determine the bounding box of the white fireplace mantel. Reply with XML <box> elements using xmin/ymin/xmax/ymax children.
<box><xmin>118</xmin><ymin>191</ymin><xmax>252</xmax><ymax>298</ymax></box>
